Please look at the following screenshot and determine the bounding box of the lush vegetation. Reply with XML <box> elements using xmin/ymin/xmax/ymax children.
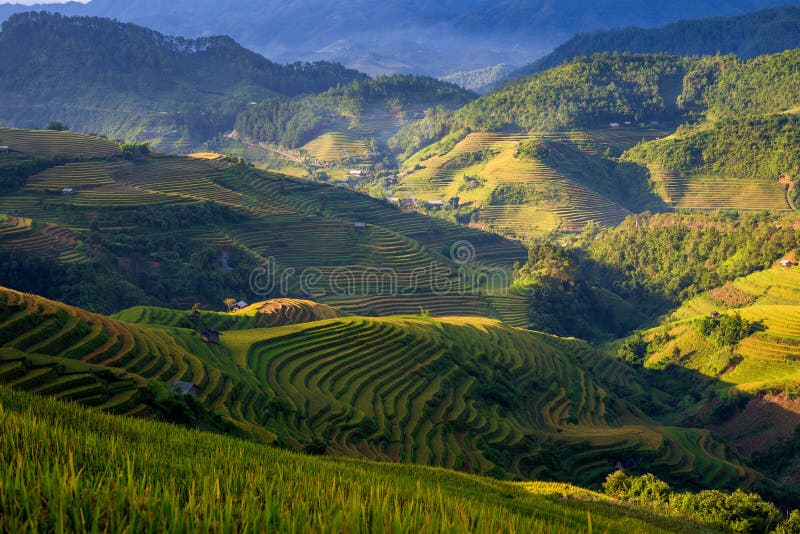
<box><xmin>0</xmin><ymin>127</ymin><xmax>525</xmax><ymax>316</ymax></box>
<box><xmin>625</xmin><ymin>115</ymin><xmax>800</xmax><ymax>181</ymax></box>
<box><xmin>511</xmin><ymin>212</ymin><xmax>800</xmax><ymax>340</ymax></box>
<box><xmin>0</xmin><ymin>285</ymin><xmax>781</xmax><ymax>501</ymax></box>
<box><xmin>391</xmin><ymin>53</ymin><xmax>690</xmax><ymax>155</ymax></box>
<box><xmin>603</xmin><ymin>471</ymin><xmax>793</xmax><ymax>533</ymax></box>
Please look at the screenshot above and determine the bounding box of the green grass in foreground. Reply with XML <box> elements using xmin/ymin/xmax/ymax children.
<box><xmin>0</xmin><ymin>386</ymin><xmax>700</xmax><ymax>533</ymax></box>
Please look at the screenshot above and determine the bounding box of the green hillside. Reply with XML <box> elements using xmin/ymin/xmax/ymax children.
<box><xmin>392</xmin><ymin>128</ymin><xmax>671</xmax><ymax>237</ymax></box>
<box><xmin>1</xmin><ymin>385</ymin><xmax>732</xmax><ymax>533</ymax></box>
<box><xmin>622</xmin><ymin>50</ymin><xmax>800</xmax><ymax>211</ymax></box>
<box><xmin>0</xmin><ymin>126</ymin><xmax>526</xmax><ymax>319</ymax></box>
<box><xmin>390</xmin><ymin>53</ymin><xmax>691</xmax><ymax>158</ymax></box>
<box><xmin>0</xmin><ymin>12</ymin><xmax>366</xmax><ymax>151</ymax></box>
<box><xmin>0</xmin><ymin>285</ymin><xmax>781</xmax><ymax>497</ymax></box>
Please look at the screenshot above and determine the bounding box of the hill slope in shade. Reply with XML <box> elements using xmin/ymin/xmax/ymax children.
<box><xmin>0</xmin><ymin>285</ymin><xmax>777</xmax><ymax>495</ymax></box>
<box><xmin>113</xmin><ymin>299</ymin><xmax>342</xmax><ymax>330</ymax></box>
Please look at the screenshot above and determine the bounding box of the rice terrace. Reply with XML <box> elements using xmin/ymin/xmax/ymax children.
<box><xmin>3</xmin><ymin>4</ymin><xmax>800</xmax><ymax>533</ymax></box>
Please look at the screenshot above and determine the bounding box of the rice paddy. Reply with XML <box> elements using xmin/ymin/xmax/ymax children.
<box><xmin>650</xmin><ymin>166</ymin><xmax>790</xmax><ymax>211</ymax></box>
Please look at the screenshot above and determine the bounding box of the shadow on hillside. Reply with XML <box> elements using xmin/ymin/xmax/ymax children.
<box><xmin>540</xmin><ymin>140</ymin><xmax>669</xmax><ymax>213</ymax></box>
<box><xmin>634</xmin><ymin>357</ymin><xmax>800</xmax><ymax>508</ymax></box>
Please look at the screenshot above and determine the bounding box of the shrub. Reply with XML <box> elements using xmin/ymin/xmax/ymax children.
<box><xmin>669</xmin><ymin>489</ymin><xmax>780</xmax><ymax>533</ymax></box>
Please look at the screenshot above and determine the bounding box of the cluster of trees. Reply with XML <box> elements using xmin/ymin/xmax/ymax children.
<box><xmin>698</xmin><ymin>313</ymin><xmax>755</xmax><ymax>347</ymax></box>
<box><xmin>0</xmin><ymin>156</ymin><xmax>59</xmax><ymax>191</ymax></box>
<box><xmin>603</xmin><ymin>471</ymin><xmax>794</xmax><ymax>533</ymax></box>
<box><xmin>583</xmin><ymin>212</ymin><xmax>800</xmax><ymax>305</ymax></box>
<box><xmin>234</xmin><ymin>98</ymin><xmax>324</xmax><ymax>148</ymax></box>
<box><xmin>623</xmin><ymin>50</ymin><xmax>800</xmax><ymax>191</ymax></box>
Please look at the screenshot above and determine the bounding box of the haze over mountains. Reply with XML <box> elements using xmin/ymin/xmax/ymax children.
<box><xmin>1</xmin><ymin>0</ymin><xmax>798</xmax><ymax>76</ymax></box>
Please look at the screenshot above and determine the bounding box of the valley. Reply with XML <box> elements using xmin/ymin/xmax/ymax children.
<box><xmin>3</xmin><ymin>5</ymin><xmax>800</xmax><ymax>531</ymax></box>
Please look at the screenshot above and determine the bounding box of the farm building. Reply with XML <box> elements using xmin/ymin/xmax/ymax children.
<box><xmin>232</xmin><ymin>300</ymin><xmax>249</xmax><ymax>311</ymax></box>
<box><xmin>781</xmin><ymin>259</ymin><xmax>794</xmax><ymax>268</ymax></box>
<box><xmin>170</xmin><ymin>381</ymin><xmax>201</xmax><ymax>398</ymax></box>
<box><xmin>400</xmin><ymin>198</ymin><xmax>417</xmax><ymax>209</ymax></box>
<box><xmin>0</xmin><ymin>146</ymin><xmax>9</xmax><ymax>154</ymax></box>
<box><xmin>61</xmin><ymin>187</ymin><xmax>76</xmax><ymax>195</ymax></box>
<box><xmin>386</xmin><ymin>197</ymin><xmax>401</xmax><ymax>206</ymax></box>
<box><xmin>425</xmin><ymin>200</ymin><xmax>445</xmax><ymax>209</ymax></box>
<box><xmin>201</xmin><ymin>328</ymin><xmax>221</xmax><ymax>344</ymax></box>
<box><xmin>710</xmin><ymin>311</ymin><xmax>721</xmax><ymax>319</ymax></box>
<box><xmin>348</xmin><ymin>169</ymin><xmax>365</xmax><ymax>177</ymax></box>
<box><xmin>354</xmin><ymin>222</ymin><xmax>367</xmax><ymax>231</ymax></box>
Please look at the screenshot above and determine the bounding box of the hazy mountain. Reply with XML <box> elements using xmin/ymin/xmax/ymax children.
<box><xmin>0</xmin><ymin>12</ymin><xmax>365</xmax><ymax>148</ymax></box>
<box><xmin>0</xmin><ymin>0</ymin><xmax>796</xmax><ymax>76</ymax></box>
<box><xmin>506</xmin><ymin>5</ymin><xmax>800</xmax><ymax>85</ymax></box>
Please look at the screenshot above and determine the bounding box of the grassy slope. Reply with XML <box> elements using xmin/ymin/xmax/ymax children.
<box><xmin>0</xmin><ymin>286</ymin><xmax>774</xmax><ymax>495</ymax></box>
<box><xmin>0</xmin><ymin>385</ymin><xmax>702</xmax><ymax>533</ymax></box>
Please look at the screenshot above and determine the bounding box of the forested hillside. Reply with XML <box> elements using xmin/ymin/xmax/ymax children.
<box><xmin>0</xmin><ymin>12</ymin><xmax>365</xmax><ymax>150</ymax></box>
<box><xmin>508</xmin><ymin>6</ymin><xmax>800</xmax><ymax>83</ymax></box>
<box><xmin>390</xmin><ymin>54</ymin><xmax>691</xmax><ymax>158</ymax></box>
<box><xmin>233</xmin><ymin>75</ymin><xmax>473</xmax><ymax>149</ymax></box>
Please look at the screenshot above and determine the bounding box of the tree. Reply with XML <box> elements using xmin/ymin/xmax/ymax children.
<box><xmin>224</xmin><ymin>298</ymin><xmax>236</xmax><ymax>312</ymax></box>
<box><xmin>46</xmin><ymin>121</ymin><xmax>69</xmax><ymax>131</ymax></box>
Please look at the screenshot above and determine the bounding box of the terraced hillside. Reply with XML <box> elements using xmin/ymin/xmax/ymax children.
<box><xmin>646</xmin><ymin>264</ymin><xmax>800</xmax><ymax>393</ymax></box>
<box><xmin>649</xmin><ymin>166</ymin><xmax>790</xmax><ymax>211</ymax></box>
<box><xmin>0</xmin><ymin>127</ymin><xmax>120</xmax><ymax>159</ymax></box>
<box><xmin>0</xmin><ymin>127</ymin><xmax>526</xmax><ymax>318</ymax></box>
<box><xmin>0</xmin><ymin>286</ymin><xmax>772</xmax><ymax>494</ymax></box>
<box><xmin>396</xmin><ymin>132</ymin><xmax>635</xmax><ymax>237</ymax></box>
